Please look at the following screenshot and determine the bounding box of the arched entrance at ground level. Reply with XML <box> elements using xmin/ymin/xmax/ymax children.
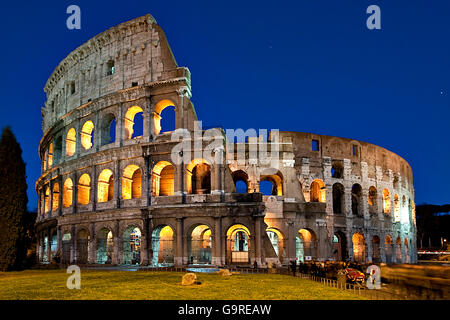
<box><xmin>266</xmin><ymin>228</ymin><xmax>284</xmax><ymax>263</ymax></box>
<box><xmin>61</xmin><ymin>233</ymin><xmax>71</xmax><ymax>264</ymax></box>
<box><xmin>42</xmin><ymin>235</ymin><xmax>49</xmax><ymax>262</ymax></box>
<box><xmin>226</xmin><ymin>224</ymin><xmax>250</xmax><ymax>264</ymax></box>
<box><xmin>372</xmin><ymin>235</ymin><xmax>381</xmax><ymax>263</ymax></box>
<box><xmin>333</xmin><ymin>231</ymin><xmax>347</xmax><ymax>261</ymax></box>
<box><xmin>97</xmin><ymin>228</ymin><xmax>113</xmax><ymax>264</ymax></box>
<box><xmin>396</xmin><ymin>237</ymin><xmax>402</xmax><ymax>263</ymax></box>
<box><xmin>352</xmin><ymin>233</ymin><xmax>366</xmax><ymax>263</ymax></box>
<box><xmin>151</xmin><ymin>225</ymin><xmax>174</xmax><ymax>266</ymax></box>
<box><xmin>188</xmin><ymin>225</ymin><xmax>212</xmax><ymax>265</ymax></box>
<box><xmin>123</xmin><ymin>226</ymin><xmax>141</xmax><ymax>265</ymax></box>
<box><xmin>50</xmin><ymin>232</ymin><xmax>57</xmax><ymax>261</ymax></box>
<box><xmin>385</xmin><ymin>235</ymin><xmax>393</xmax><ymax>263</ymax></box>
<box><xmin>77</xmin><ymin>229</ymin><xmax>90</xmax><ymax>264</ymax></box>
<box><xmin>296</xmin><ymin>229</ymin><xmax>317</xmax><ymax>262</ymax></box>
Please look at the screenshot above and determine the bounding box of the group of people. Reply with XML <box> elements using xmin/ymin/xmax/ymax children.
<box><xmin>289</xmin><ymin>259</ymin><xmax>368</xmax><ymax>280</ymax></box>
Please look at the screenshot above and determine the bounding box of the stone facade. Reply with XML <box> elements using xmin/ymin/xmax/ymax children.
<box><xmin>35</xmin><ymin>15</ymin><xmax>417</xmax><ymax>267</ymax></box>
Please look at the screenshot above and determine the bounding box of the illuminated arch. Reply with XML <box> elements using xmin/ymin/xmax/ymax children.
<box><xmin>47</xmin><ymin>143</ymin><xmax>53</xmax><ymax>168</ymax></box>
<box><xmin>97</xmin><ymin>228</ymin><xmax>114</xmax><ymax>264</ymax></box>
<box><xmin>63</xmin><ymin>178</ymin><xmax>73</xmax><ymax>208</ymax></box>
<box><xmin>266</xmin><ymin>227</ymin><xmax>285</xmax><ymax>261</ymax></box>
<box><xmin>77</xmin><ymin>229</ymin><xmax>90</xmax><ymax>264</ymax></box>
<box><xmin>226</xmin><ymin>224</ymin><xmax>250</xmax><ymax>264</ymax></box>
<box><xmin>77</xmin><ymin>173</ymin><xmax>91</xmax><ymax>205</ymax></box>
<box><xmin>188</xmin><ymin>224</ymin><xmax>212</xmax><ymax>265</ymax></box>
<box><xmin>124</xmin><ymin>106</ymin><xmax>144</xmax><ymax>139</ymax></box>
<box><xmin>44</xmin><ymin>185</ymin><xmax>50</xmax><ymax>213</ymax></box>
<box><xmin>259</xmin><ymin>170</ymin><xmax>283</xmax><ymax>196</ymax></box>
<box><xmin>123</xmin><ymin>226</ymin><xmax>141</xmax><ymax>265</ymax></box>
<box><xmin>394</xmin><ymin>194</ymin><xmax>400</xmax><ymax>222</ymax></box>
<box><xmin>310</xmin><ymin>179</ymin><xmax>326</xmax><ymax>202</ymax></box>
<box><xmin>385</xmin><ymin>235</ymin><xmax>393</xmax><ymax>263</ymax></box>
<box><xmin>186</xmin><ymin>158</ymin><xmax>211</xmax><ymax>194</ymax></box>
<box><xmin>151</xmin><ymin>225</ymin><xmax>174</xmax><ymax>266</ymax></box>
<box><xmin>152</xmin><ymin>161</ymin><xmax>174</xmax><ymax>196</ymax></box>
<box><xmin>97</xmin><ymin>169</ymin><xmax>114</xmax><ymax>203</ymax></box>
<box><xmin>66</xmin><ymin>128</ymin><xmax>76</xmax><ymax>156</ymax></box>
<box><xmin>382</xmin><ymin>189</ymin><xmax>391</xmax><ymax>214</ymax></box>
<box><xmin>52</xmin><ymin>182</ymin><xmax>59</xmax><ymax>211</ymax></box>
<box><xmin>352</xmin><ymin>232</ymin><xmax>366</xmax><ymax>263</ymax></box>
<box><xmin>154</xmin><ymin>99</ymin><xmax>176</xmax><ymax>135</ymax></box>
<box><xmin>81</xmin><ymin>120</ymin><xmax>94</xmax><ymax>150</ymax></box>
<box><xmin>122</xmin><ymin>164</ymin><xmax>142</xmax><ymax>199</ymax></box>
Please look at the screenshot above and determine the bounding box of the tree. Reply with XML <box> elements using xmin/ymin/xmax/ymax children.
<box><xmin>0</xmin><ymin>126</ymin><xmax>28</xmax><ymax>271</ymax></box>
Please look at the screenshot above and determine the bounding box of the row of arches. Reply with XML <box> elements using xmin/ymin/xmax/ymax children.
<box><xmin>40</xmin><ymin>159</ymin><xmax>215</xmax><ymax>214</ymax></box>
<box><xmin>232</xmin><ymin>170</ymin><xmax>283</xmax><ymax>196</ymax></box>
<box><xmin>350</xmin><ymin>233</ymin><xmax>411</xmax><ymax>263</ymax></box>
<box><xmin>42</xmin><ymin>102</ymin><xmax>176</xmax><ymax>170</ymax></box>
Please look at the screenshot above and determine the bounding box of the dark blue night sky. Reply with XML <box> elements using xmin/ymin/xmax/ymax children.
<box><xmin>0</xmin><ymin>0</ymin><xmax>449</xmax><ymax>210</ymax></box>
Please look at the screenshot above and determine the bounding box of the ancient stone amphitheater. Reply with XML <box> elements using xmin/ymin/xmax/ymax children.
<box><xmin>35</xmin><ymin>14</ymin><xmax>417</xmax><ymax>267</ymax></box>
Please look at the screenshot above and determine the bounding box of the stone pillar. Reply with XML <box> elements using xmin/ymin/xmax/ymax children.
<box><xmin>140</xmin><ymin>218</ymin><xmax>149</xmax><ymax>265</ymax></box>
<box><xmin>143</xmin><ymin>156</ymin><xmax>151</xmax><ymax>207</ymax></box>
<box><xmin>286</xmin><ymin>221</ymin><xmax>296</xmax><ymax>262</ymax></box>
<box><xmin>91</xmin><ymin>165</ymin><xmax>97</xmax><ymax>211</ymax></box>
<box><xmin>117</xmin><ymin>102</ymin><xmax>124</xmax><ymax>147</ymax></box>
<box><xmin>346</xmin><ymin>227</ymin><xmax>354</xmax><ymax>261</ymax></box>
<box><xmin>89</xmin><ymin>223</ymin><xmax>96</xmax><ymax>264</ymax></box>
<box><xmin>212</xmin><ymin>217</ymin><xmax>222</xmax><ymax>266</ymax></box>
<box><xmin>174</xmin><ymin>163</ymin><xmax>186</xmax><ymax>197</ymax></box>
<box><xmin>254</xmin><ymin>216</ymin><xmax>262</xmax><ymax>266</ymax></box>
<box><xmin>211</xmin><ymin>148</ymin><xmax>224</xmax><ymax>195</ymax></box>
<box><xmin>72</xmin><ymin>171</ymin><xmax>78</xmax><ymax>213</ymax></box>
<box><xmin>175</xmin><ymin>218</ymin><xmax>184</xmax><ymax>266</ymax></box>
<box><xmin>94</xmin><ymin>111</ymin><xmax>100</xmax><ymax>152</ymax></box>
<box><xmin>114</xmin><ymin>159</ymin><xmax>121</xmax><ymax>208</ymax></box>
<box><xmin>70</xmin><ymin>225</ymin><xmax>76</xmax><ymax>264</ymax></box>
<box><xmin>58</xmin><ymin>175</ymin><xmax>63</xmax><ymax>216</ymax></box>
<box><xmin>56</xmin><ymin>226</ymin><xmax>61</xmax><ymax>256</ymax></box>
<box><xmin>366</xmin><ymin>232</ymin><xmax>373</xmax><ymax>263</ymax></box>
<box><xmin>46</xmin><ymin>228</ymin><xmax>52</xmax><ymax>262</ymax></box>
<box><xmin>113</xmin><ymin>220</ymin><xmax>120</xmax><ymax>265</ymax></box>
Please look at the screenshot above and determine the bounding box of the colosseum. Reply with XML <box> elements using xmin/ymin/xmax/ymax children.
<box><xmin>35</xmin><ymin>14</ymin><xmax>417</xmax><ymax>267</ymax></box>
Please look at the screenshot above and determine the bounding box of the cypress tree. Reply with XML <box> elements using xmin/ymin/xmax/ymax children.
<box><xmin>0</xmin><ymin>126</ymin><xmax>28</xmax><ymax>271</ymax></box>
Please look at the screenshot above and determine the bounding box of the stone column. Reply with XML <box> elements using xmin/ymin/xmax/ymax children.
<box><xmin>91</xmin><ymin>165</ymin><xmax>97</xmax><ymax>211</ymax></box>
<box><xmin>212</xmin><ymin>217</ymin><xmax>222</xmax><ymax>266</ymax></box>
<box><xmin>58</xmin><ymin>174</ymin><xmax>63</xmax><ymax>216</ymax></box>
<box><xmin>46</xmin><ymin>228</ymin><xmax>52</xmax><ymax>262</ymax></box>
<box><xmin>143</xmin><ymin>156</ymin><xmax>151</xmax><ymax>207</ymax></box>
<box><xmin>113</xmin><ymin>220</ymin><xmax>120</xmax><ymax>265</ymax></box>
<box><xmin>70</xmin><ymin>225</ymin><xmax>76</xmax><ymax>264</ymax></box>
<box><xmin>254</xmin><ymin>216</ymin><xmax>262</xmax><ymax>266</ymax></box>
<box><xmin>72</xmin><ymin>171</ymin><xmax>78</xmax><ymax>213</ymax></box>
<box><xmin>366</xmin><ymin>232</ymin><xmax>373</xmax><ymax>263</ymax></box>
<box><xmin>380</xmin><ymin>232</ymin><xmax>386</xmax><ymax>263</ymax></box>
<box><xmin>48</xmin><ymin>181</ymin><xmax>53</xmax><ymax>219</ymax></box>
<box><xmin>140</xmin><ymin>218</ymin><xmax>149</xmax><ymax>265</ymax></box>
<box><xmin>175</xmin><ymin>218</ymin><xmax>184</xmax><ymax>266</ymax></box>
<box><xmin>286</xmin><ymin>221</ymin><xmax>296</xmax><ymax>262</ymax></box>
<box><xmin>95</xmin><ymin>111</ymin><xmax>100</xmax><ymax>152</ymax></box>
<box><xmin>114</xmin><ymin>159</ymin><xmax>121</xmax><ymax>208</ymax></box>
<box><xmin>56</xmin><ymin>226</ymin><xmax>61</xmax><ymax>256</ymax></box>
<box><xmin>89</xmin><ymin>223</ymin><xmax>96</xmax><ymax>264</ymax></box>
<box><xmin>117</xmin><ymin>102</ymin><xmax>124</xmax><ymax>147</ymax></box>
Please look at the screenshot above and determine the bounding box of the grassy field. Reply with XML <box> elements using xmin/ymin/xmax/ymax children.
<box><xmin>0</xmin><ymin>269</ymin><xmax>365</xmax><ymax>300</ymax></box>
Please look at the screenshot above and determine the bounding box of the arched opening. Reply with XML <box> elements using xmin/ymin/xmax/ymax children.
<box><xmin>152</xmin><ymin>161</ymin><xmax>175</xmax><ymax>196</ymax></box>
<box><xmin>232</xmin><ymin>170</ymin><xmax>249</xmax><ymax>193</ymax></box>
<box><xmin>188</xmin><ymin>224</ymin><xmax>212</xmax><ymax>265</ymax></box>
<box><xmin>372</xmin><ymin>235</ymin><xmax>381</xmax><ymax>263</ymax></box>
<box><xmin>61</xmin><ymin>232</ymin><xmax>71</xmax><ymax>264</ymax></box>
<box><xmin>97</xmin><ymin>228</ymin><xmax>113</xmax><ymax>264</ymax></box>
<box><xmin>50</xmin><ymin>232</ymin><xmax>57</xmax><ymax>261</ymax></box>
<box><xmin>154</xmin><ymin>99</ymin><xmax>176</xmax><ymax>135</ymax></box>
<box><xmin>296</xmin><ymin>229</ymin><xmax>317</xmax><ymax>262</ymax></box>
<box><xmin>351</xmin><ymin>184</ymin><xmax>363</xmax><ymax>216</ymax></box>
<box><xmin>226</xmin><ymin>224</ymin><xmax>250</xmax><ymax>264</ymax></box>
<box><xmin>385</xmin><ymin>235</ymin><xmax>393</xmax><ymax>263</ymax></box>
<box><xmin>123</xmin><ymin>226</ymin><xmax>141</xmax><ymax>265</ymax></box>
<box><xmin>52</xmin><ymin>182</ymin><xmax>59</xmax><ymax>211</ymax></box>
<box><xmin>63</xmin><ymin>178</ymin><xmax>73</xmax><ymax>208</ymax></box>
<box><xmin>124</xmin><ymin>106</ymin><xmax>144</xmax><ymax>139</ymax></box>
<box><xmin>396</xmin><ymin>236</ymin><xmax>402</xmax><ymax>262</ymax></box>
<box><xmin>100</xmin><ymin>113</ymin><xmax>116</xmax><ymax>146</ymax></box>
<box><xmin>331</xmin><ymin>161</ymin><xmax>343</xmax><ymax>178</ymax></box>
<box><xmin>66</xmin><ymin>128</ymin><xmax>76</xmax><ymax>156</ymax></box>
<box><xmin>77</xmin><ymin>174</ymin><xmax>91</xmax><ymax>205</ymax></box>
<box><xmin>151</xmin><ymin>225</ymin><xmax>174</xmax><ymax>266</ymax></box>
<box><xmin>44</xmin><ymin>185</ymin><xmax>50</xmax><ymax>214</ymax></box>
<box><xmin>259</xmin><ymin>170</ymin><xmax>283</xmax><ymax>196</ymax></box>
<box><xmin>47</xmin><ymin>143</ymin><xmax>53</xmax><ymax>169</ymax></box>
<box><xmin>267</xmin><ymin>228</ymin><xmax>284</xmax><ymax>263</ymax></box>
<box><xmin>368</xmin><ymin>186</ymin><xmax>378</xmax><ymax>215</ymax></box>
<box><xmin>81</xmin><ymin>120</ymin><xmax>94</xmax><ymax>150</ymax></box>
<box><xmin>352</xmin><ymin>233</ymin><xmax>366</xmax><ymax>263</ymax></box>
<box><xmin>97</xmin><ymin>169</ymin><xmax>114</xmax><ymax>203</ymax></box>
<box><xmin>383</xmin><ymin>189</ymin><xmax>391</xmax><ymax>214</ymax></box>
<box><xmin>310</xmin><ymin>179</ymin><xmax>326</xmax><ymax>202</ymax></box>
<box><xmin>404</xmin><ymin>238</ymin><xmax>409</xmax><ymax>263</ymax></box>
<box><xmin>187</xmin><ymin>159</ymin><xmax>211</xmax><ymax>194</ymax></box>
<box><xmin>122</xmin><ymin>165</ymin><xmax>142</xmax><ymax>199</ymax></box>
<box><xmin>77</xmin><ymin>229</ymin><xmax>90</xmax><ymax>264</ymax></box>
<box><xmin>394</xmin><ymin>194</ymin><xmax>400</xmax><ymax>222</ymax></box>
<box><xmin>333</xmin><ymin>231</ymin><xmax>347</xmax><ymax>261</ymax></box>
<box><xmin>43</xmin><ymin>150</ymin><xmax>47</xmax><ymax>171</ymax></box>
<box><xmin>332</xmin><ymin>183</ymin><xmax>345</xmax><ymax>214</ymax></box>
<box><xmin>43</xmin><ymin>235</ymin><xmax>49</xmax><ymax>262</ymax></box>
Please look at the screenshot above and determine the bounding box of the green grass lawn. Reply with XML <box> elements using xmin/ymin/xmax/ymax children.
<box><xmin>0</xmin><ymin>269</ymin><xmax>365</xmax><ymax>300</ymax></box>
